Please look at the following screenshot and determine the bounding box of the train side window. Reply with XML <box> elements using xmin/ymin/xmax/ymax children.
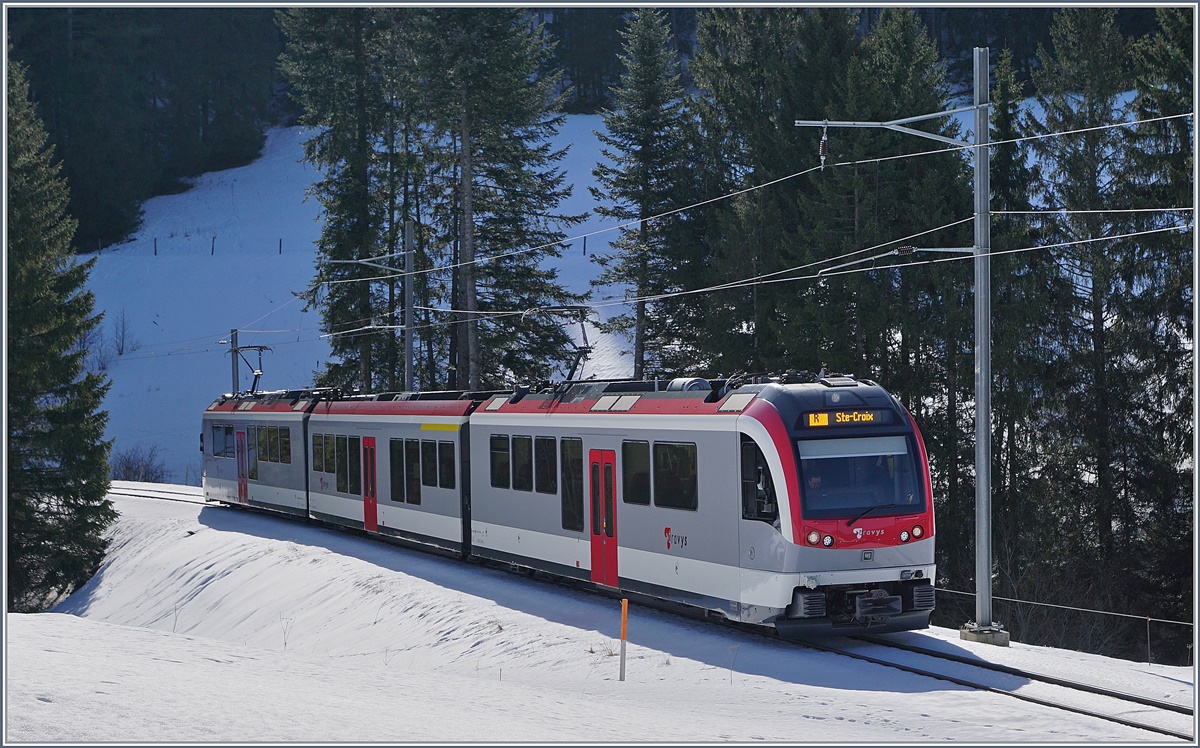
<box><xmin>535</xmin><ymin>436</ymin><xmax>557</xmax><ymax>494</ymax></box>
<box><xmin>280</xmin><ymin>428</ymin><xmax>291</xmax><ymax>464</ymax></box>
<box><xmin>389</xmin><ymin>439</ymin><xmax>405</xmax><ymax>502</ymax></box>
<box><xmin>405</xmin><ymin>439</ymin><xmax>421</xmax><ymax>504</ymax></box>
<box><xmin>248</xmin><ymin>426</ymin><xmax>259</xmax><ymax>480</ymax></box>
<box><xmin>312</xmin><ymin>433</ymin><xmax>324</xmax><ymax>472</ymax></box>
<box><xmin>421</xmin><ymin>440</ymin><xmax>437</xmax><ymax>488</ymax></box>
<box><xmin>323</xmin><ymin>434</ymin><xmax>336</xmax><ymax>475</ymax></box>
<box><xmin>512</xmin><ymin>436</ymin><xmax>533</xmax><ymax>492</ymax></box>
<box><xmin>223</xmin><ymin>425</ymin><xmax>234</xmax><ymax>457</ymax></box>
<box><xmin>560</xmin><ymin>438</ymin><xmax>584</xmax><ymax>531</ymax></box>
<box><xmin>256</xmin><ymin>426</ymin><xmax>269</xmax><ymax>468</ymax></box>
<box><xmin>268</xmin><ymin>426</ymin><xmax>280</xmax><ymax>463</ymax></box>
<box><xmin>621</xmin><ymin>441</ymin><xmax>651</xmax><ymax>505</ymax></box>
<box><xmin>740</xmin><ymin>437</ymin><xmax>778</xmax><ymax>523</ymax></box>
<box><xmin>335</xmin><ymin>435</ymin><xmax>348</xmax><ymax>493</ymax></box>
<box><xmin>438</xmin><ymin>441</ymin><xmax>456</xmax><ymax>489</ymax></box>
<box><xmin>653</xmin><ymin>442</ymin><xmax>698</xmax><ymax>511</ymax></box>
<box><xmin>348</xmin><ymin>436</ymin><xmax>362</xmax><ymax>496</ymax></box>
<box><xmin>490</xmin><ymin>435</ymin><xmax>511</xmax><ymax>489</ymax></box>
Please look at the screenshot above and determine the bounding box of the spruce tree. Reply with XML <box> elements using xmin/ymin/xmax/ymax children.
<box><xmin>7</xmin><ymin>53</ymin><xmax>115</xmax><ymax>612</ymax></box>
<box><xmin>1026</xmin><ymin>10</ymin><xmax>1162</xmax><ymax>652</ymax></box>
<box><xmin>986</xmin><ymin>50</ymin><xmax>1076</xmax><ymax>627</ymax></box>
<box><xmin>590</xmin><ymin>8</ymin><xmax>688</xmax><ymax>379</ymax></box>
<box><xmin>416</xmin><ymin>8</ymin><xmax>585</xmax><ymax>390</ymax></box>
<box><xmin>685</xmin><ymin>8</ymin><xmax>862</xmax><ymax>377</ymax></box>
<box><xmin>1122</xmin><ymin>7</ymin><xmax>1193</xmax><ymax>632</ymax></box>
<box><xmin>279</xmin><ymin>8</ymin><xmax>390</xmax><ymax>393</ymax></box>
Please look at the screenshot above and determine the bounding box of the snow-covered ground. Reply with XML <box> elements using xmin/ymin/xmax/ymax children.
<box><xmin>5</xmin><ymin>484</ymin><xmax>1194</xmax><ymax>743</ymax></box>
<box><xmin>81</xmin><ymin>115</ymin><xmax>627</xmax><ymax>485</ymax></box>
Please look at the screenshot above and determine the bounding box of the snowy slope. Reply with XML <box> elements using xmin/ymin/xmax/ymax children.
<box><xmin>4</xmin><ymin>486</ymin><xmax>1193</xmax><ymax>743</ymax></box>
<box><xmin>83</xmin><ymin>115</ymin><xmax>628</xmax><ymax>484</ymax></box>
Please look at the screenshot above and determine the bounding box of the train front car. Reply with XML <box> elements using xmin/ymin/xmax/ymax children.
<box><xmin>745</xmin><ymin>375</ymin><xmax>936</xmax><ymax>638</ymax></box>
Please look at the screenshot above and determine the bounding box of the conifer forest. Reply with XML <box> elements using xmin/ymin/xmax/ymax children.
<box><xmin>6</xmin><ymin>7</ymin><xmax>1193</xmax><ymax>663</ymax></box>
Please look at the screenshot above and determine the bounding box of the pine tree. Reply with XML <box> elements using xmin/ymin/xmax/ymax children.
<box><xmin>590</xmin><ymin>8</ymin><xmax>688</xmax><ymax>379</ymax></box>
<box><xmin>7</xmin><ymin>52</ymin><xmax>115</xmax><ymax>612</ymax></box>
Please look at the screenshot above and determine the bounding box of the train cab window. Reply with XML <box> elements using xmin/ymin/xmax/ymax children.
<box><xmin>490</xmin><ymin>435</ymin><xmax>510</xmax><ymax>489</ymax></box>
<box><xmin>740</xmin><ymin>437</ymin><xmax>778</xmax><ymax>524</ymax></box>
<box><xmin>560</xmin><ymin>438</ymin><xmax>584</xmax><ymax>531</ymax></box>
<box><xmin>621</xmin><ymin>441</ymin><xmax>651</xmax><ymax>505</ymax></box>
<box><xmin>652</xmin><ymin>442</ymin><xmax>698</xmax><ymax>511</ymax></box>
<box><xmin>405</xmin><ymin>439</ymin><xmax>421</xmax><ymax>504</ymax></box>
<box><xmin>797</xmin><ymin>436</ymin><xmax>922</xmax><ymax>519</ymax></box>
<box><xmin>534</xmin><ymin>436</ymin><xmax>557</xmax><ymax>494</ymax></box>
<box><xmin>421</xmin><ymin>440</ymin><xmax>437</xmax><ymax>488</ymax></box>
<box><xmin>438</xmin><ymin>441</ymin><xmax>456</xmax><ymax>489</ymax></box>
<box><xmin>348</xmin><ymin>436</ymin><xmax>362</xmax><ymax>496</ymax></box>
<box><xmin>512</xmin><ymin>436</ymin><xmax>533</xmax><ymax>492</ymax></box>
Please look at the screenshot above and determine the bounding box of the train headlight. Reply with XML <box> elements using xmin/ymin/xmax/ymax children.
<box><xmin>899</xmin><ymin>530</ymin><xmax>910</xmax><ymax>543</ymax></box>
<box><xmin>822</xmin><ymin>534</ymin><xmax>834</xmax><ymax>547</ymax></box>
<box><xmin>806</xmin><ymin>530</ymin><xmax>821</xmax><ymax>546</ymax></box>
<box><xmin>912</xmin><ymin>524</ymin><xmax>924</xmax><ymax>539</ymax></box>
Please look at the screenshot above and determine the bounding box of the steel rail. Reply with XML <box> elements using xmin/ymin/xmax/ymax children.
<box><xmin>804</xmin><ymin>638</ymin><xmax>1193</xmax><ymax>742</ymax></box>
<box><xmin>857</xmin><ymin>634</ymin><xmax>1193</xmax><ymax>716</ymax></box>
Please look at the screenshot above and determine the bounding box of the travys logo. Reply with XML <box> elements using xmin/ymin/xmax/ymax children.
<box><xmin>853</xmin><ymin>527</ymin><xmax>885</xmax><ymax>540</ymax></box>
<box><xmin>664</xmin><ymin>527</ymin><xmax>688</xmax><ymax>550</ymax></box>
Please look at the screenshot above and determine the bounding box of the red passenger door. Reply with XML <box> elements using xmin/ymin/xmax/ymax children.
<box><xmin>363</xmin><ymin>437</ymin><xmax>378</xmax><ymax>532</ymax></box>
<box><xmin>589</xmin><ymin>449</ymin><xmax>618</xmax><ymax>587</ymax></box>
<box><xmin>235</xmin><ymin>430</ymin><xmax>249</xmax><ymax>504</ymax></box>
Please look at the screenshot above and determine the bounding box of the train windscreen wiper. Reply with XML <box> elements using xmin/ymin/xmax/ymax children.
<box><xmin>846</xmin><ymin>503</ymin><xmax>906</xmax><ymax>527</ymax></box>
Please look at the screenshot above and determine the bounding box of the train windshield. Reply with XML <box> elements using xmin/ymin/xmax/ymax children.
<box><xmin>797</xmin><ymin>436</ymin><xmax>923</xmax><ymax>519</ymax></box>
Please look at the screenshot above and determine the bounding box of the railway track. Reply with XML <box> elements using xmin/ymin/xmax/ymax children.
<box><xmin>806</xmin><ymin>635</ymin><xmax>1194</xmax><ymax>741</ymax></box>
<box><xmin>107</xmin><ymin>481</ymin><xmax>209</xmax><ymax>505</ymax></box>
<box><xmin>115</xmin><ymin>485</ymin><xmax>1194</xmax><ymax>740</ymax></box>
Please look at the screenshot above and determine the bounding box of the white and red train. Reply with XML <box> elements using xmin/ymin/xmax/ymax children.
<box><xmin>201</xmin><ymin>374</ymin><xmax>936</xmax><ymax>637</ymax></box>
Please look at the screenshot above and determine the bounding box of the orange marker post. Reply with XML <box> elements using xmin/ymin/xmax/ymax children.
<box><xmin>619</xmin><ymin>598</ymin><xmax>628</xmax><ymax>681</ymax></box>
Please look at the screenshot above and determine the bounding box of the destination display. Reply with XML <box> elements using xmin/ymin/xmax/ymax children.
<box><xmin>804</xmin><ymin>409</ymin><xmax>894</xmax><ymax>427</ymax></box>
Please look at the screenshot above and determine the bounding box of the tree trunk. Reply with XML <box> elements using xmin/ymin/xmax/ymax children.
<box><xmin>460</xmin><ymin>105</ymin><xmax>480</xmax><ymax>390</ymax></box>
